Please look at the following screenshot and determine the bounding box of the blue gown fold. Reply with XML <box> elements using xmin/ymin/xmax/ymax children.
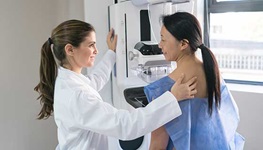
<box><xmin>144</xmin><ymin>76</ymin><xmax>245</xmax><ymax>150</ymax></box>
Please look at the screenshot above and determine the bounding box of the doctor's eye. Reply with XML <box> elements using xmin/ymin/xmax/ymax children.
<box><xmin>89</xmin><ymin>44</ymin><xmax>95</xmax><ymax>48</ymax></box>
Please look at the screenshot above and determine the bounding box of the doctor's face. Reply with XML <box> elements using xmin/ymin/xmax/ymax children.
<box><xmin>73</xmin><ymin>31</ymin><xmax>98</xmax><ymax>68</ymax></box>
<box><xmin>158</xmin><ymin>25</ymin><xmax>181</xmax><ymax>62</ymax></box>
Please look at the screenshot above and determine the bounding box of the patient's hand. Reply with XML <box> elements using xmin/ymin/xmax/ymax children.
<box><xmin>171</xmin><ymin>73</ymin><xmax>197</xmax><ymax>101</ymax></box>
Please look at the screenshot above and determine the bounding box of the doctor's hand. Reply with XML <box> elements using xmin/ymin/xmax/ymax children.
<box><xmin>107</xmin><ymin>28</ymin><xmax>117</xmax><ymax>52</ymax></box>
<box><xmin>171</xmin><ymin>74</ymin><xmax>197</xmax><ymax>101</ymax></box>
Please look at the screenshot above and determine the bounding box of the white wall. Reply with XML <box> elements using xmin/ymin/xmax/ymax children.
<box><xmin>232</xmin><ymin>90</ymin><xmax>263</xmax><ymax>150</ymax></box>
<box><xmin>0</xmin><ymin>0</ymin><xmax>84</xmax><ymax>149</ymax></box>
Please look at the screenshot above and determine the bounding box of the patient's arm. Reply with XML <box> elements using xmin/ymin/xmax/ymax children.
<box><xmin>149</xmin><ymin>126</ymin><xmax>169</xmax><ymax>150</ymax></box>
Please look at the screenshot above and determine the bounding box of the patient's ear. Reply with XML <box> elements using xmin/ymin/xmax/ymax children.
<box><xmin>64</xmin><ymin>44</ymin><xmax>74</xmax><ymax>56</ymax></box>
<box><xmin>180</xmin><ymin>39</ymin><xmax>189</xmax><ymax>51</ymax></box>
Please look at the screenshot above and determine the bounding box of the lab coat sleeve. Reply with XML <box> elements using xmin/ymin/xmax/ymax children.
<box><xmin>71</xmin><ymin>90</ymin><xmax>182</xmax><ymax>140</ymax></box>
<box><xmin>86</xmin><ymin>50</ymin><xmax>115</xmax><ymax>91</ymax></box>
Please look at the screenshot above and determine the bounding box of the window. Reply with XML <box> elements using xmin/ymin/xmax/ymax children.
<box><xmin>205</xmin><ymin>0</ymin><xmax>263</xmax><ymax>85</ymax></box>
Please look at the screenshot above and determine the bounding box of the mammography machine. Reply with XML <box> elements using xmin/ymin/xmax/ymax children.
<box><xmin>108</xmin><ymin>0</ymin><xmax>192</xmax><ymax>149</ymax></box>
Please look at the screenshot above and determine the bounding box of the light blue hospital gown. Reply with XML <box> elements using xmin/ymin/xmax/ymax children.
<box><xmin>144</xmin><ymin>76</ymin><xmax>245</xmax><ymax>150</ymax></box>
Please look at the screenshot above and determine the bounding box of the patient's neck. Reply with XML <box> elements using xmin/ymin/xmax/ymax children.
<box><xmin>176</xmin><ymin>53</ymin><xmax>196</xmax><ymax>69</ymax></box>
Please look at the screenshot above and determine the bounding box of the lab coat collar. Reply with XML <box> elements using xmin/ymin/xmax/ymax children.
<box><xmin>57</xmin><ymin>66</ymin><xmax>102</xmax><ymax>100</ymax></box>
<box><xmin>58</xmin><ymin>66</ymin><xmax>88</xmax><ymax>82</ymax></box>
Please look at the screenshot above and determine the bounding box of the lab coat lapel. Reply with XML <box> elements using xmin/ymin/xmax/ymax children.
<box><xmin>58</xmin><ymin>67</ymin><xmax>103</xmax><ymax>101</ymax></box>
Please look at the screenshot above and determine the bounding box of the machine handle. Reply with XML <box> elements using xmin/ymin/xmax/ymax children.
<box><xmin>129</xmin><ymin>51</ymin><xmax>139</xmax><ymax>61</ymax></box>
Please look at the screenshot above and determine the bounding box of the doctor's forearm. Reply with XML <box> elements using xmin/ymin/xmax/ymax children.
<box><xmin>112</xmin><ymin>91</ymin><xmax>182</xmax><ymax>140</ymax></box>
<box><xmin>73</xmin><ymin>91</ymin><xmax>181</xmax><ymax>141</ymax></box>
<box><xmin>87</xmin><ymin>50</ymin><xmax>116</xmax><ymax>91</ymax></box>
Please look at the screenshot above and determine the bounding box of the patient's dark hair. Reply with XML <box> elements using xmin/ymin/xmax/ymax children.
<box><xmin>162</xmin><ymin>12</ymin><xmax>221</xmax><ymax>115</ymax></box>
<box><xmin>34</xmin><ymin>20</ymin><xmax>95</xmax><ymax>119</ymax></box>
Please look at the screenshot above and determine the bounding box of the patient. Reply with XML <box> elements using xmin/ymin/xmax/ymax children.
<box><xmin>144</xmin><ymin>12</ymin><xmax>245</xmax><ymax>150</ymax></box>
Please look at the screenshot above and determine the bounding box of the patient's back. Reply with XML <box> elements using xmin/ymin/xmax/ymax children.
<box><xmin>169</xmin><ymin>58</ymin><xmax>207</xmax><ymax>99</ymax></box>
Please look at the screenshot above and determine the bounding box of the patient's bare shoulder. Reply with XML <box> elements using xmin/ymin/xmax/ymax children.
<box><xmin>169</xmin><ymin>63</ymin><xmax>207</xmax><ymax>98</ymax></box>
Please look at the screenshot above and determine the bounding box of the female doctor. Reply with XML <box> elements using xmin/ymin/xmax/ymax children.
<box><xmin>34</xmin><ymin>20</ymin><xmax>197</xmax><ymax>150</ymax></box>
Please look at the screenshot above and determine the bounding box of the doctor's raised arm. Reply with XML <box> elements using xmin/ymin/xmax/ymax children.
<box><xmin>34</xmin><ymin>20</ymin><xmax>197</xmax><ymax>150</ymax></box>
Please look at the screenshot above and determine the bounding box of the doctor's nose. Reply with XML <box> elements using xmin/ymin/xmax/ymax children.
<box><xmin>93</xmin><ymin>46</ymin><xmax>98</xmax><ymax>55</ymax></box>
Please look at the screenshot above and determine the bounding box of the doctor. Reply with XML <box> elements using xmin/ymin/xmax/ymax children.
<box><xmin>34</xmin><ymin>20</ymin><xmax>197</xmax><ymax>150</ymax></box>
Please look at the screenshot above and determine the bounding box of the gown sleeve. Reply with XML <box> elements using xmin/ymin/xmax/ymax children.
<box><xmin>70</xmin><ymin>90</ymin><xmax>182</xmax><ymax>140</ymax></box>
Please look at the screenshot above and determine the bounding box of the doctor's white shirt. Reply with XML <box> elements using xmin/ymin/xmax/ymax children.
<box><xmin>54</xmin><ymin>50</ymin><xmax>182</xmax><ymax>150</ymax></box>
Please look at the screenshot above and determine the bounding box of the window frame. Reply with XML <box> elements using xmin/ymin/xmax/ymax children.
<box><xmin>209</xmin><ymin>0</ymin><xmax>263</xmax><ymax>13</ymax></box>
<box><xmin>204</xmin><ymin>0</ymin><xmax>263</xmax><ymax>86</ymax></box>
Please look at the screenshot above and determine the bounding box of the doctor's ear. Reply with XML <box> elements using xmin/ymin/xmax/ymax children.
<box><xmin>65</xmin><ymin>44</ymin><xmax>74</xmax><ymax>56</ymax></box>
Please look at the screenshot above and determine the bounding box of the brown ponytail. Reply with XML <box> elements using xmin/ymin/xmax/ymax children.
<box><xmin>34</xmin><ymin>39</ymin><xmax>57</xmax><ymax>119</ymax></box>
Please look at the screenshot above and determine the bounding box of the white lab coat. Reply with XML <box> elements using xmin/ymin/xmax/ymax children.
<box><xmin>54</xmin><ymin>50</ymin><xmax>182</xmax><ymax>150</ymax></box>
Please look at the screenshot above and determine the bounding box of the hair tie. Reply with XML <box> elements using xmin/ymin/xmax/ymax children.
<box><xmin>48</xmin><ymin>37</ymin><xmax>53</xmax><ymax>45</ymax></box>
<box><xmin>198</xmin><ymin>44</ymin><xmax>205</xmax><ymax>49</ymax></box>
